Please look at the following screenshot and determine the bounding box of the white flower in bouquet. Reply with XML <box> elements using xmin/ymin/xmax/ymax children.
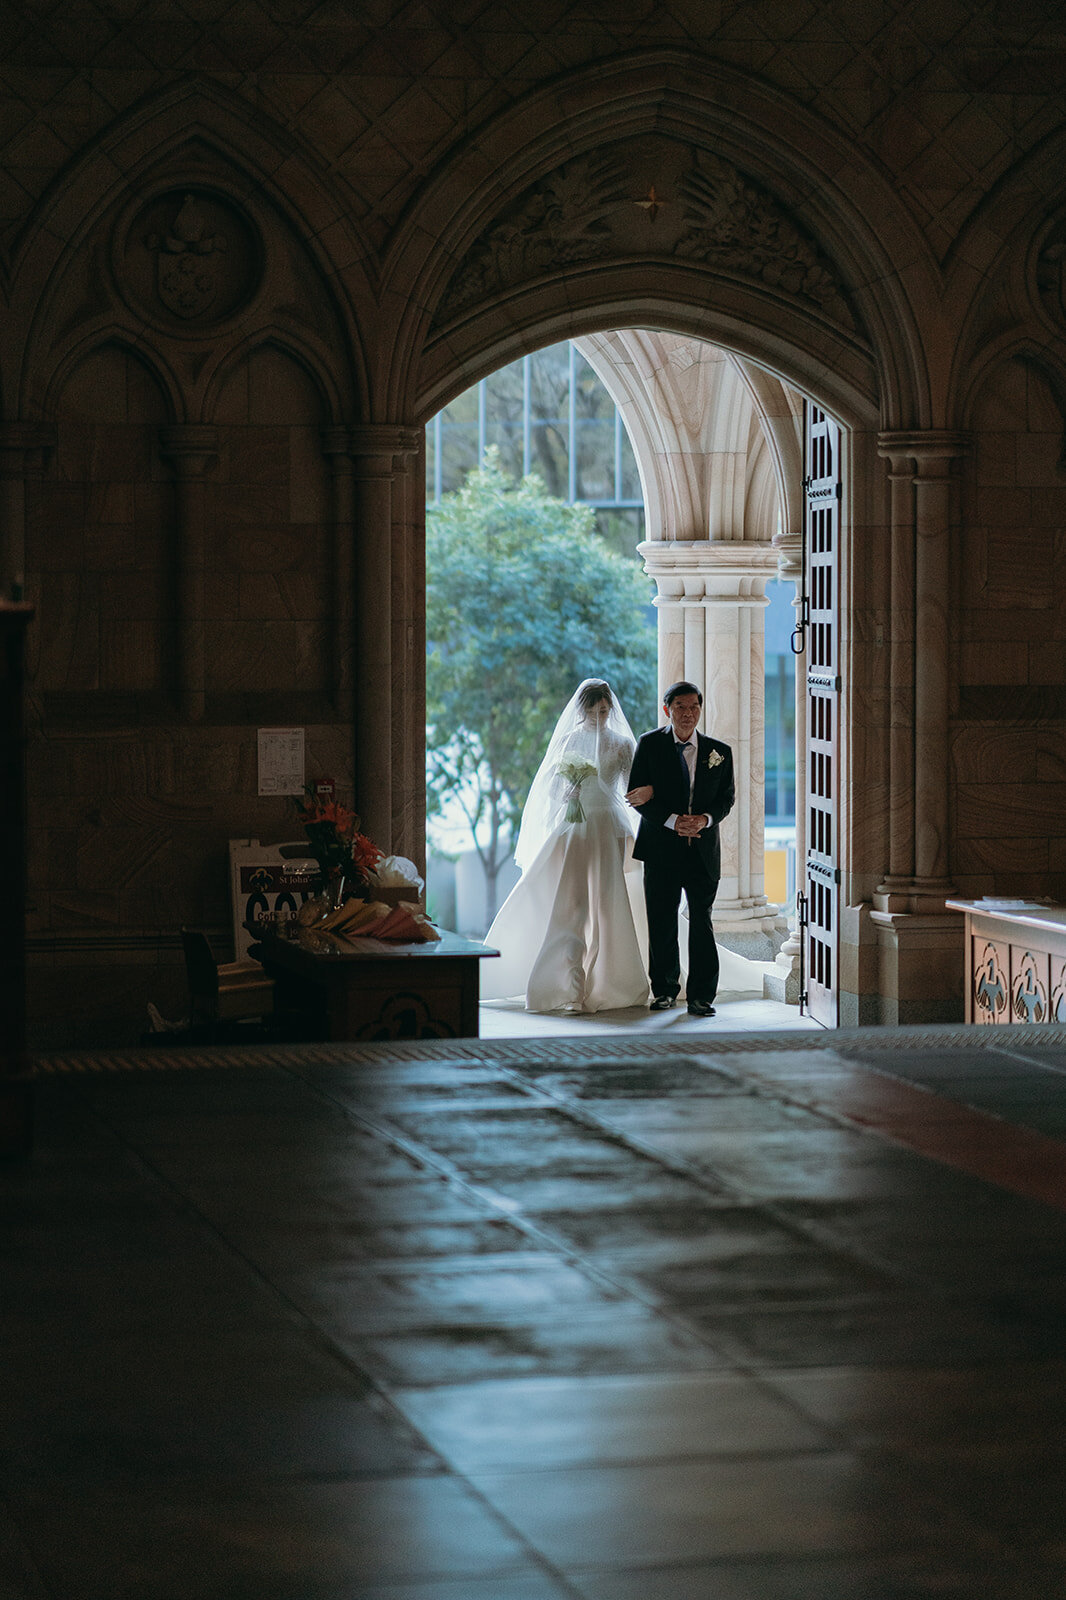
<box><xmin>557</xmin><ymin>757</ymin><xmax>597</xmax><ymax>823</ymax></box>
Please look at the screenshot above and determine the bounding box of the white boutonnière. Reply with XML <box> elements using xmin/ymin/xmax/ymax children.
<box><xmin>704</xmin><ymin>749</ymin><xmax>724</xmax><ymax>770</ymax></box>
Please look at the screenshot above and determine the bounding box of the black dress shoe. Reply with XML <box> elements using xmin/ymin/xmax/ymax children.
<box><xmin>686</xmin><ymin>999</ymin><xmax>716</xmax><ymax>1017</ymax></box>
<box><xmin>649</xmin><ymin>995</ymin><xmax>676</xmax><ymax>1010</ymax></box>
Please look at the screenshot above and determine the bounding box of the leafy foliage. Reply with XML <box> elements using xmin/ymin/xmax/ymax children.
<box><xmin>427</xmin><ymin>449</ymin><xmax>657</xmax><ymax>911</ymax></box>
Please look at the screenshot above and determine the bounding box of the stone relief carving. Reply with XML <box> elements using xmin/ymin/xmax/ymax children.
<box><xmin>439</xmin><ymin>153</ymin><xmax>629</xmax><ymax>317</ymax></box>
<box><xmin>435</xmin><ymin>142</ymin><xmax>853</xmax><ymax>328</ymax></box>
<box><xmin>119</xmin><ymin>189</ymin><xmax>261</xmax><ymax>328</ymax></box>
<box><xmin>146</xmin><ymin>194</ymin><xmax>229</xmax><ymax>319</ymax></box>
<box><xmin>677</xmin><ymin>152</ymin><xmax>850</xmax><ymax>322</ymax></box>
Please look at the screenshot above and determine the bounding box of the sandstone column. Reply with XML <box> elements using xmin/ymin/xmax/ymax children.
<box><xmin>874</xmin><ymin>432</ymin><xmax>968</xmax><ymax>908</ymax></box>
<box><xmin>640</xmin><ymin>539</ymin><xmax>787</xmax><ymax>959</ymax></box>
<box><xmin>875</xmin><ymin>442</ymin><xmax>918</xmax><ymax>900</ymax></box>
<box><xmin>340</xmin><ymin>426</ymin><xmax>421</xmax><ymax>851</ymax></box>
<box><xmin>871</xmin><ymin>432</ymin><xmax>969</xmax><ymax>1022</ymax></box>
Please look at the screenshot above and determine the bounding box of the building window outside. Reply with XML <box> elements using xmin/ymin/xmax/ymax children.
<box><xmin>426</xmin><ymin>342</ymin><xmax>645</xmax><ymax>560</ymax></box>
<box><xmin>426</xmin><ymin>338</ymin><xmax>796</xmax><ymax>929</ymax></box>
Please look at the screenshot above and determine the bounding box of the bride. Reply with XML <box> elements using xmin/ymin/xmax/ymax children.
<box><xmin>481</xmin><ymin>678</ymin><xmax>650</xmax><ymax>1012</ymax></box>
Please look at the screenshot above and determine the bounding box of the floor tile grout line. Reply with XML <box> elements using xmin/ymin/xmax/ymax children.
<box><xmin>52</xmin><ymin>1084</ymin><xmax>716</xmax><ymax>1600</ymax></box>
<box><xmin>288</xmin><ymin>1062</ymin><xmax>1028</xmax><ymax>1451</ymax></box>
<box><xmin>51</xmin><ymin>1076</ymin><xmax>529</xmax><ymax>1486</ymax></box>
<box><xmin>282</xmin><ymin>1072</ymin><xmax>853</xmax><ymax>1394</ymax></box>
<box><xmin>485</xmin><ymin>1059</ymin><xmax>953</xmax><ymax>1295</ymax></box>
<box><xmin>20</xmin><ymin>1043</ymin><xmax>1062</xmax><ymax>1580</ymax></box>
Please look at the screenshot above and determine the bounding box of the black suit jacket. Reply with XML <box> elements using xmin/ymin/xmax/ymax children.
<box><xmin>628</xmin><ymin>726</ymin><xmax>735</xmax><ymax>879</ymax></box>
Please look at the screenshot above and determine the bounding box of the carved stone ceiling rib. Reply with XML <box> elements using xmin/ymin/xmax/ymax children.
<box><xmin>0</xmin><ymin>0</ymin><xmax>1061</xmax><ymax>261</ymax></box>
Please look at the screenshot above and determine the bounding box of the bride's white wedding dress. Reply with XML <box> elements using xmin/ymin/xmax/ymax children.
<box><xmin>482</xmin><ymin>686</ymin><xmax>650</xmax><ymax>1013</ymax></box>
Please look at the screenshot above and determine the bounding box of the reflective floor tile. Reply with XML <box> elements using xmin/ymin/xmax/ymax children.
<box><xmin>281</xmin><ymin>1253</ymin><xmax>633</xmax><ymax>1333</ymax></box>
<box><xmin>764</xmin><ymin>1361</ymin><xmax>1066</xmax><ymax>1459</ymax></box>
<box><xmin>690</xmin><ymin>1298</ymin><xmax>1055</xmax><ymax>1368</ymax></box>
<box><xmin>348</xmin><ymin>1308</ymin><xmax>727</xmax><ymax>1385</ymax></box>
<box><xmin>391</xmin><ymin>1371</ymin><xmax>828</xmax><ymax>1470</ymax></box>
<box><xmin>570</xmin><ymin>1549</ymin><xmax>1048</xmax><ymax>1600</ymax></box>
<box><xmin>469</xmin><ymin>1453</ymin><xmax>980</xmax><ymax>1567</ymax></box>
<box><xmin>9</xmin><ymin>1476</ymin><xmax>535</xmax><ymax>1598</ymax></box>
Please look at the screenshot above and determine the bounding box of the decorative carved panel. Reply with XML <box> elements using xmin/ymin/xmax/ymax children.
<box><xmin>676</xmin><ymin>152</ymin><xmax>849</xmax><ymax>321</ymax></box>
<box><xmin>1010</xmin><ymin>946</ymin><xmax>1049</xmax><ymax>1025</ymax></box>
<box><xmin>972</xmin><ymin>936</ymin><xmax>1009</xmax><ymax>1025</ymax></box>
<box><xmin>1051</xmin><ymin>956</ymin><xmax>1066</xmax><ymax>1025</ymax></box>
<box><xmin>434</xmin><ymin>138</ymin><xmax>854</xmax><ymax>330</ymax></box>
<box><xmin>438</xmin><ymin>152</ymin><xmax>629</xmax><ymax>318</ymax></box>
<box><xmin>118</xmin><ymin>190</ymin><xmax>262</xmax><ymax>329</ymax></box>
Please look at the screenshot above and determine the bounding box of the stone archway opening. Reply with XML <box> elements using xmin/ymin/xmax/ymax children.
<box><xmin>424</xmin><ymin>325</ymin><xmax>815</xmax><ymax>1004</ymax></box>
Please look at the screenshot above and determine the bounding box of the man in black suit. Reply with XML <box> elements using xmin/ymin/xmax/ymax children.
<box><xmin>626</xmin><ymin>681</ymin><xmax>735</xmax><ymax>1017</ymax></box>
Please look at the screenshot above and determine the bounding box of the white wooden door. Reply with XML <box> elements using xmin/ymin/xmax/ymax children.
<box><xmin>803</xmin><ymin>403</ymin><xmax>840</xmax><ymax>1028</ymax></box>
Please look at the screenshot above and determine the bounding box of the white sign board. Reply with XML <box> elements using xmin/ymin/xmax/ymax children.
<box><xmin>257</xmin><ymin>727</ymin><xmax>305</xmax><ymax>796</ymax></box>
<box><xmin>229</xmin><ymin>837</ymin><xmax>319</xmax><ymax>961</ymax></box>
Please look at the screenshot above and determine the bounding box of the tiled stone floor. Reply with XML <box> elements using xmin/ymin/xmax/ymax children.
<box><xmin>7</xmin><ymin>1021</ymin><xmax>1066</xmax><ymax>1598</ymax></box>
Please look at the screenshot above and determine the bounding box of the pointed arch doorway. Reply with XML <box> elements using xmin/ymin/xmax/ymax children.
<box><xmin>422</xmin><ymin>324</ymin><xmax>854</xmax><ymax>1020</ymax></box>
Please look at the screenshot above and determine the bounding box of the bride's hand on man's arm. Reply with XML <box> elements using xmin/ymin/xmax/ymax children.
<box><xmin>625</xmin><ymin>784</ymin><xmax>653</xmax><ymax>807</ymax></box>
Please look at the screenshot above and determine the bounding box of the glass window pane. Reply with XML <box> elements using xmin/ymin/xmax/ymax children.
<box><xmin>439</xmin><ymin>420</ymin><xmax>478</xmax><ymax>491</ymax></box>
<box><xmin>576</xmin><ymin>417</ymin><xmax>615</xmax><ymax>500</ymax></box>
<box><xmin>482</xmin><ymin>362</ymin><xmax>523</xmax><ymax>479</ymax></box>
<box><xmin>529</xmin><ymin>420</ymin><xmax>568</xmax><ymax>497</ymax></box>
<box><xmin>764</xmin><ymin>650</ymin><xmax>796</xmax><ymax>824</ymax></box>
<box><xmin>484</xmin><ymin>420</ymin><xmax>524</xmax><ymax>482</ymax></box>
<box><xmin>619</xmin><ymin>421</ymin><xmax>641</xmax><ymax>500</ymax></box>
<box><xmin>574</xmin><ymin>353</ymin><xmax>613</xmax><ymax>419</ymax></box>
<box><xmin>528</xmin><ymin>346</ymin><xmax>570</xmax><ymax>497</ymax></box>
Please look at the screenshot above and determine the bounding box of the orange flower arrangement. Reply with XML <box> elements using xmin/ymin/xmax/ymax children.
<box><xmin>293</xmin><ymin>790</ymin><xmax>382</xmax><ymax>895</ymax></box>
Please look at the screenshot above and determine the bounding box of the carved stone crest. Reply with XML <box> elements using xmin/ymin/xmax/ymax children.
<box><xmin>146</xmin><ymin>194</ymin><xmax>228</xmax><ymax>319</ymax></box>
<box><xmin>119</xmin><ymin>188</ymin><xmax>260</xmax><ymax>329</ymax></box>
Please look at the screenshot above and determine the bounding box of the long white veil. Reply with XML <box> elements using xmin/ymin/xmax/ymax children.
<box><xmin>513</xmin><ymin>678</ymin><xmax>637</xmax><ymax>873</ymax></box>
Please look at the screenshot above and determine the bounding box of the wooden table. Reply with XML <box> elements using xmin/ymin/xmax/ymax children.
<box><xmin>252</xmin><ymin>928</ymin><xmax>499</xmax><ymax>1041</ymax></box>
<box><xmin>946</xmin><ymin>898</ymin><xmax>1066</xmax><ymax>1025</ymax></box>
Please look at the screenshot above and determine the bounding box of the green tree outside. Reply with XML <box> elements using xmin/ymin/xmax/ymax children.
<box><xmin>427</xmin><ymin>449</ymin><xmax>657</xmax><ymax>920</ymax></box>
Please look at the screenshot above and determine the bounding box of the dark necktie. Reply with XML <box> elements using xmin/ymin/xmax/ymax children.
<box><xmin>677</xmin><ymin>741</ymin><xmax>693</xmax><ymax>842</ymax></box>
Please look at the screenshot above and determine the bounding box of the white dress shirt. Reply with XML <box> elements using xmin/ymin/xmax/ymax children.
<box><xmin>666</xmin><ymin>736</ymin><xmax>695</xmax><ymax>831</ymax></box>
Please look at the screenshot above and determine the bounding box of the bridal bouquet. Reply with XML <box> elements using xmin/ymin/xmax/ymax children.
<box><xmin>557</xmin><ymin>757</ymin><xmax>597</xmax><ymax>823</ymax></box>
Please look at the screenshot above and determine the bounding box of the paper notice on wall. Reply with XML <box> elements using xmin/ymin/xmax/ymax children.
<box><xmin>257</xmin><ymin>727</ymin><xmax>305</xmax><ymax>796</ymax></box>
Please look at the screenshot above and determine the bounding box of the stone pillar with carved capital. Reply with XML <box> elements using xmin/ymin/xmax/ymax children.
<box><xmin>0</xmin><ymin>423</ymin><xmax>55</xmax><ymax>602</ymax></box>
<box><xmin>871</xmin><ymin>432</ymin><xmax>969</xmax><ymax>1022</ymax></box>
<box><xmin>874</xmin><ymin>432</ymin><xmax>968</xmax><ymax>911</ymax></box>
<box><xmin>640</xmin><ymin>539</ymin><xmax>787</xmax><ymax>960</ymax></box>
<box><xmin>875</xmin><ymin>442</ymin><xmax>918</xmax><ymax>899</ymax></box>
<box><xmin>159</xmin><ymin>425</ymin><xmax>218</xmax><ymax>723</ymax></box>
<box><xmin>338</xmin><ymin>426</ymin><xmax>421</xmax><ymax>851</ymax></box>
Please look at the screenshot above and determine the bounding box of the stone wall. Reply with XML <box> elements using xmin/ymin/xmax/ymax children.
<box><xmin>0</xmin><ymin>2</ymin><xmax>1062</xmax><ymax>1040</ymax></box>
